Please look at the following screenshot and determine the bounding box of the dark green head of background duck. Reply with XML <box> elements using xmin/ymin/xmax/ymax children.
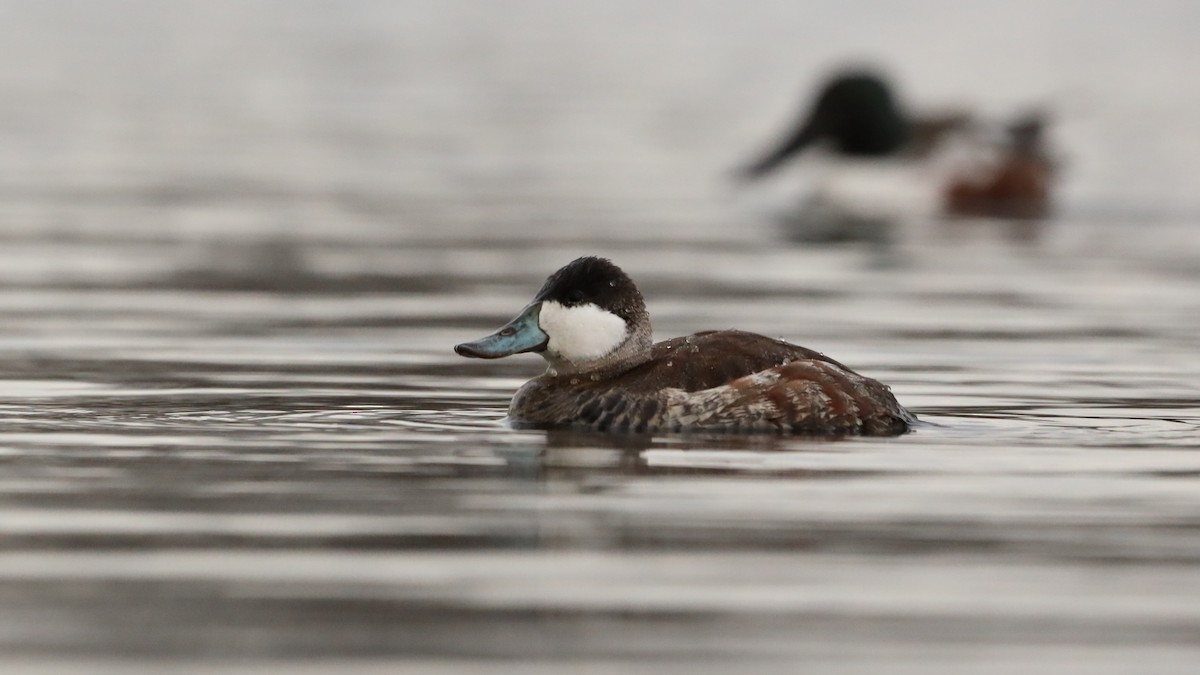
<box><xmin>739</xmin><ymin>70</ymin><xmax>911</xmax><ymax>178</ymax></box>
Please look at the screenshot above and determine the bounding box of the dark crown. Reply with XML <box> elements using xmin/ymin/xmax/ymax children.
<box><xmin>534</xmin><ymin>256</ymin><xmax>646</xmax><ymax>323</ymax></box>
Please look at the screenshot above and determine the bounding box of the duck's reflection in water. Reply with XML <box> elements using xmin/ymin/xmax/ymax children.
<box><xmin>532</xmin><ymin>428</ymin><xmax>868</xmax><ymax>479</ymax></box>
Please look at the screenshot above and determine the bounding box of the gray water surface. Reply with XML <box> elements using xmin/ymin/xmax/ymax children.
<box><xmin>4</xmin><ymin>229</ymin><xmax>1200</xmax><ymax>673</ymax></box>
<box><xmin>2</xmin><ymin>2</ymin><xmax>1200</xmax><ymax>673</ymax></box>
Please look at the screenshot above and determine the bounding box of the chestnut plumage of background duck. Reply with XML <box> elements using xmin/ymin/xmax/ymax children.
<box><xmin>943</xmin><ymin>112</ymin><xmax>1055</xmax><ymax>221</ymax></box>
<box><xmin>455</xmin><ymin>257</ymin><xmax>915</xmax><ymax>436</ymax></box>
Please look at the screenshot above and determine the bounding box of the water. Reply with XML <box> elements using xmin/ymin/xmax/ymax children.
<box><xmin>2</xmin><ymin>1</ymin><xmax>1200</xmax><ymax>673</ymax></box>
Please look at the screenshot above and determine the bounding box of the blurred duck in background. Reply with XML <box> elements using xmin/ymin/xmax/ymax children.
<box><xmin>734</xmin><ymin>69</ymin><xmax>1055</xmax><ymax>244</ymax></box>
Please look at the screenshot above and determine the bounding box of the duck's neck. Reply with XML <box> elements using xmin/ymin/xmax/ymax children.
<box><xmin>544</xmin><ymin>321</ymin><xmax>653</xmax><ymax>378</ymax></box>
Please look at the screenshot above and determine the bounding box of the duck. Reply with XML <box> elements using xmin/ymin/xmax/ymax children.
<box><xmin>737</xmin><ymin>70</ymin><xmax>1060</xmax><ymax>241</ymax></box>
<box><xmin>734</xmin><ymin>69</ymin><xmax>973</xmax><ymax>242</ymax></box>
<box><xmin>455</xmin><ymin>257</ymin><xmax>916</xmax><ymax>436</ymax></box>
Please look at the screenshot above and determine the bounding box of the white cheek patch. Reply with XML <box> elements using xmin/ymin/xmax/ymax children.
<box><xmin>538</xmin><ymin>300</ymin><xmax>628</xmax><ymax>363</ymax></box>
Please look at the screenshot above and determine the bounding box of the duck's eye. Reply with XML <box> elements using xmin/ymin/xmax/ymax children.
<box><xmin>567</xmin><ymin>290</ymin><xmax>586</xmax><ymax>303</ymax></box>
<box><xmin>499</xmin><ymin>327</ymin><xmax>515</xmax><ymax>337</ymax></box>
